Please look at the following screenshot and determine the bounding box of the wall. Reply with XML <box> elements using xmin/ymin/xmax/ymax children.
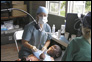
<box><xmin>32</xmin><ymin>1</ymin><xmax>46</xmax><ymax>18</ymax></box>
<box><xmin>29</xmin><ymin>1</ymin><xmax>65</xmax><ymax>30</ymax></box>
<box><xmin>29</xmin><ymin>1</ymin><xmax>32</xmax><ymax>15</ymax></box>
<box><xmin>48</xmin><ymin>14</ymin><xmax>65</xmax><ymax>30</ymax></box>
<box><xmin>28</xmin><ymin>1</ymin><xmax>45</xmax><ymax>21</ymax></box>
<box><xmin>28</xmin><ymin>1</ymin><xmax>33</xmax><ymax>21</ymax></box>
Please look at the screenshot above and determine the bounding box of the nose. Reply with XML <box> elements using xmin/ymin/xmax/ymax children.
<box><xmin>51</xmin><ymin>46</ymin><xmax>54</xmax><ymax>50</ymax></box>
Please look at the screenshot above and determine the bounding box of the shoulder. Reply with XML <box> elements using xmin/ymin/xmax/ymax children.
<box><xmin>25</xmin><ymin>21</ymin><xmax>35</xmax><ymax>27</ymax></box>
<box><xmin>24</xmin><ymin>21</ymin><xmax>35</xmax><ymax>30</ymax></box>
<box><xmin>50</xmin><ymin>57</ymin><xmax>54</xmax><ymax>61</ymax></box>
<box><xmin>44</xmin><ymin>23</ymin><xmax>51</xmax><ymax>31</ymax></box>
<box><xmin>70</xmin><ymin>36</ymin><xmax>83</xmax><ymax>43</ymax></box>
<box><xmin>45</xmin><ymin>23</ymin><xmax>51</xmax><ymax>28</ymax></box>
<box><xmin>71</xmin><ymin>36</ymin><xmax>84</xmax><ymax>44</ymax></box>
<box><xmin>68</xmin><ymin>36</ymin><xmax>84</xmax><ymax>49</ymax></box>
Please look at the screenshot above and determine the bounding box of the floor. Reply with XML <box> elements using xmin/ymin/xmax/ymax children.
<box><xmin>1</xmin><ymin>42</ymin><xmax>21</xmax><ymax>61</ymax></box>
<box><xmin>1</xmin><ymin>42</ymin><xmax>65</xmax><ymax>61</ymax></box>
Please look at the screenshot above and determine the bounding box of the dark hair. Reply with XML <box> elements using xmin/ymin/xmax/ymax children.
<box><xmin>54</xmin><ymin>45</ymin><xmax>62</xmax><ymax>58</ymax></box>
<box><xmin>48</xmin><ymin>45</ymin><xmax>62</xmax><ymax>59</ymax></box>
<box><xmin>82</xmin><ymin>12</ymin><xmax>91</xmax><ymax>29</ymax></box>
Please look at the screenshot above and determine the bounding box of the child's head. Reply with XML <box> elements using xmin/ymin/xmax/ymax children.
<box><xmin>81</xmin><ymin>12</ymin><xmax>91</xmax><ymax>39</ymax></box>
<box><xmin>47</xmin><ymin>45</ymin><xmax>62</xmax><ymax>58</ymax></box>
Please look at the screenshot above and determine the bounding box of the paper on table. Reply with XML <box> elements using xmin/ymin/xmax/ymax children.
<box><xmin>60</xmin><ymin>35</ymin><xmax>69</xmax><ymax>44</ymax></box>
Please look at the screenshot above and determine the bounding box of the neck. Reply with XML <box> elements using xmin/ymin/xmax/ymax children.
<box><xmin>88</xmin><ymin>38</ymin><xmax>91</xmax><ymax>45</ymax></box>
<box><xmin>40</xmin><ymin>24</ymin><xmax>43</xmax><ymax>28</ymax></box>
<box><xmin>83</xmin><ymin>35</ymin><xmax>91</xmax><ymax>45</ymax></box>
<box><xmin>39</xmin><ymin>24</ymin><xmax>43</xmax><ymax>29</ymax></box>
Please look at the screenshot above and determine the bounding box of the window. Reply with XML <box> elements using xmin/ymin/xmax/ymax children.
<box><xmin>60</xmin><ymin>1</ymin><xmax>66</xmax><ymax>17</ymax></box>
<box><xmin>46</xmin><ymin>1</ymin><xmax>91</xmax><ymax>16</ymax></box>
<box><xmin>67</xmin><ymin>1</ymin><xmax>91</xmax><ymax>15</ymax></box>
<box><xmin>85</xmin><ymin>1</ymin><xmax>91</xmax><ymax>14</ymax></box>
<box><xmin>46</xmin><ymin>1</ymin><xmax>66</xmax><ymax>17</ymax></box>
<box><xmin>50</xmin><ymin>2</ymin><xmax>59</xmax><ymax>14</ymax></box>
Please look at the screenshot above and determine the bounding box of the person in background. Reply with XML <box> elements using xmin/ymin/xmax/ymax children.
<box><xmin>18</xmin><ymin>6</ymin><xmax>51</xmax><ymax>59</ymax></box>
<box><xmin>16</xmin><ymin>45</ymin><xmax>62</xmax><ymax>61</ymax></box>
<box><xmin>62</xmin><ymin>12</ymin><xmax>91</xmax><ymax>61</ymax></box>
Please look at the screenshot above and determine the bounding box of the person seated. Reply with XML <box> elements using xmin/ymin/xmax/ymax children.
<box><xmin>16</xmin><ymin>44</ymin><xmax>62</xmax><ymax>61</ymax></box>
<box><xmin>62</xmin><ymin>12</ymin><xmax>91</xmax><ymax>61</ymax></box>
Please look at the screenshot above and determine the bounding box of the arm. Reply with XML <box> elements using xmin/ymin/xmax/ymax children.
<box><xmin>22</xmin><ymin>24</ymin><xmax>38</xmax><ymax>51</ymax></box>
<box><xmin>16</xmin><ymin>54</ymin><xmax>40</xmax><ymax>61</ymax></box>
<box><xmin>27</xmin><ymin>54</ymin><xmax>54</xmax><ymax>61</ymax></box>
<box><xmin>27</xmin><ymin>54</ymin><xmax>40</xmax><ymax>61</ymax></box>
<box><xmin>44</xmin><ymin>40</ymin><xmax>50</xmax><ymax>48</ymax></box>
<box><xmin>41</xmin><ymin>40</ymin><xmax>50</xmax><ymax>51</ymax></box>
<box><xmin>42</xmin><ymin>24</ymin><xmax>51</xmax><ymax>51</ymax></box>
<box><xmin>50</xmin><ymin>57</ymin><xmax>54</xmax><ymax>61</ymax></box>
<box><xmin>22</xmin><ymin>39</ymin><xmax>38</xmax><ymax>51</ymax></box>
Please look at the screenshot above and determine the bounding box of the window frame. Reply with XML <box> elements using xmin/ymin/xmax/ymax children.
<box><xmin>46</xmin><ymin>1</ymin><xmax>90</xmax><ymax>17</ymax></box>
<box><xmin>46</xmin><ymin>1</ymin><xmax>68</xmax><ymax>17</ymax></box>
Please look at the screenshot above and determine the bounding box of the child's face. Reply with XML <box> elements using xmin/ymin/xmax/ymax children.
<box><xmin>47</xmin><ymin>45</ymin><xmax>57</xmax><ymax>56</ymax></box>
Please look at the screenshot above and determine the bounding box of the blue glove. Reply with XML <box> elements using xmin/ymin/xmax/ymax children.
<box><xmin>33</xmin><ymin>50</ymin><xmax>52</xmax><ymax>61</ymax></box>
<box><xmin>33</xmin><ymin>50</ymin><xmax>43</xmax><ymax>59</ymax></box>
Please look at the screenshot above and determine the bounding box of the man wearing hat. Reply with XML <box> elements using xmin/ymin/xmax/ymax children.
<box><xmin>62</xmin><ymin>12</ymin><xmax>91</xmax><ymax>61</ymax></box>
<box><xmin>19</xmin><ymin>6</ymin><xmax>51</xmax><ymax>59</ymax></box>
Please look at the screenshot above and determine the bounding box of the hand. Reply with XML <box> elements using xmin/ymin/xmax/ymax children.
<box><xmin>16</xmin><ymin>59</ymin><xmax>21</xmax><ymax>61</ymax></box>
<box><xmin>26</xmin><ymin>57</ymin><xmax>32</xmax><ymax>61</ymax></box>
<box><xmin>41</xmin><ymin>46</ymin><xmax>47</xmax><ymax>52</ymax></box>
<box><xmin>40</xmin><ymin>53</ymin><xmax>45</xmax><ymax>60</ymax></box>
<box><xmin>32</xmin><ymin>46</ymin><xmax>38</xmax><ymax>52</ymax></box>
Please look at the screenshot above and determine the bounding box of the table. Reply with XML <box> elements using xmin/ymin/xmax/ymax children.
<box><xmin>51</xmin><ymin>34</ymin><xmax>69</xmax><ymax>47</ymax></box>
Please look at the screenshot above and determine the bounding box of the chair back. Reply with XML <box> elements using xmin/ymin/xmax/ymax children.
<box><xmin>14</xmin><ymin>30</ymin><xmax>24</xmax><ymax>53</ymax></box>
<box><xmin>14</xmin><ymin>30</ymin><xmax>24</xmax><ymax>40</ymax></box>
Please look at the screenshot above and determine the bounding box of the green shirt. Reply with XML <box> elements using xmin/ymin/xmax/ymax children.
<box><xmin>62</xmin><ymin>36</ymin><xmax>91</xmax><ymax>61</ymax></box>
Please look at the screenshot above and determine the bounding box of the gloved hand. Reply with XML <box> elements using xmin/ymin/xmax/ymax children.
<box><xmin>32</xmin><ymin>46</ymin><xmax>38</xmax><ymax>52</ymax></box>
<box><xmin>41</xmin><ymin>46</ymin><xmax>47</xmax><ymax>52</ymax></box>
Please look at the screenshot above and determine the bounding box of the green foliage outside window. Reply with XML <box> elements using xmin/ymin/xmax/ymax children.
<box><xmin>60</xmin><ymin>1</ymin><xmax>66</xmax><ymax>17</ymax></box>
<box><xmin>85</xmin><ymin>1</ymin><xmax>91</xmax><ymax>13</ymax></box>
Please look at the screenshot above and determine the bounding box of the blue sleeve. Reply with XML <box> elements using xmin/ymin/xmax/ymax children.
<box><xmin>22</xmin><ymin>24</ymin><xmax>33</xmax><ymax>42</ymax></box>
<box><xmin>47</xmin><ymin>24</ymin><xmax>52</xmax><ymax>40</ymax></box>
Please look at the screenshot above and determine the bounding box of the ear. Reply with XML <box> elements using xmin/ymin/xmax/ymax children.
<box><xmin>56</xmin><ymin>53</ymin><xmax>59</xmax><ymax>57</ymax></box>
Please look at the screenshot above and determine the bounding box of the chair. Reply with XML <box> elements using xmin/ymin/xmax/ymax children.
<box><xmin>65</xmin><ymin>13</ymin><xmax>83</xmax><ymax>38</ymax></box>
<box><xmin>14</xmin><ymin>30</ymin><xmax>24</xmax><ymax>53</ymax></box>
<box><xmin>65</xmin><ymin>13</ymin><xmax>79</xmax><ymax>35</ymax></box>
